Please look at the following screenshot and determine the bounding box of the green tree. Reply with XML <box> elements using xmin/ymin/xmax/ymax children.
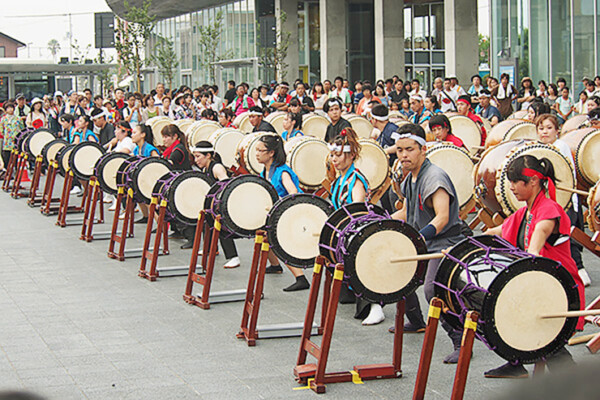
<box><xmin>47</xmin><ymin>39</ymin><xmax>61</xmax><ymax>62</ymax></box>
<box><xmin>71</xmin><ymin>38</ymin><xmax>92</xmax><ymax>64</ymax></box>
<box><xmin>478</xmin><ymin>34</ymin><xmax>490</xmax><ymax>66</ymax></box>
<box><xmin>115</xmin><ymin>0</ymin><xmax>156</xmax><ymax>90</ymax></box>
<box><xmin>94</xmin><ymin>52</ymin><xmax>116</xmax><ymax>96</ymax></box>
<box><xmin>152</xmin><ymin>38</ymin><xmax>179</xmax><ymax>91</ymax></box>
<box><xmin>197</xmin><ymin>11</ymin><xmax>230</xmax><ymax>83</ymax></box>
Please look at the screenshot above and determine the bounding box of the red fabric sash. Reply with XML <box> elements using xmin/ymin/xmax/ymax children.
<box><xmin>522</xmin><ymin>168</ymin><xmax>556</xmax><ymax>201</ymax></box>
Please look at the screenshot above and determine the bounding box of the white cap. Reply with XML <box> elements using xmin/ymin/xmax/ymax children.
<box><xmin>54</xmin><ymin>91</ymin><xmax>63</xmax><ymax>98</ymax></box>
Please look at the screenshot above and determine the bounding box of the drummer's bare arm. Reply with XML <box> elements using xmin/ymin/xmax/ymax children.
<box><xmin>527</xmin><ymin>219</ymin><xmax>557</xmax><ymax>256</ymax></box>
<box><xmin>427</xmin><ymin>188</ymin><xmax>451</xmax><ymax>234</ymax></box>
<box><xmin>150</xmin><ymin>150</ymin><xmax>160</xmax><ymax>157</ymax></box>
<box><xmin>351</xmin><ymin>181</ymin><xmax>367</xmax><ymax>203</ymax></box>
<box><xmin>391</xmin><ymin>201</ymin><xmax>407</xmax><ymax>222</ymax></box>
<box><xmin>484</xmin><ymin>224</ymin><xmax>503</xmax><ymax>236</ymax></box>
<box><xmin>212</xmin><ymin>164</ymin><xmax>229</xmax><ymax>181</ymax></box>
<box><xmin>281</xmin><ymin>172</ymin><xmax>299</xmax><ymax>195</ymax></box>
<box><xmin>490</xmin><ymin>116</ymin><xmax>499</xmax><ymax>126</ymax></box>
<box><xmin>385</xmin><ymin>146</ymin><xmax>396</xmax><ymax>155</ymax></box>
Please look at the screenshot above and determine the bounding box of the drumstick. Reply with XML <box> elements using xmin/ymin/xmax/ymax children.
<box><xmin>389</xmin><ymin>253</ymin><xmax>445</xmax><ymax>263</ymax></box>
<box><xmin>568</xmin><ymin>334</ymin><xmax>597</xmax><ymax>346</ymax></box>
<box><xmin>471</xmin><ymin>145</ymin><xmax>485</xmax><ymax>150</ymax></box>
<box><xmin>539</xmin><ymin>309</ymin><xmax>600</xmax><ymax>319</ymax></box>
<box><xmin>556</xmin><ymin>185</ymin><xmax>589</xmax><ymax>197</ymax></box>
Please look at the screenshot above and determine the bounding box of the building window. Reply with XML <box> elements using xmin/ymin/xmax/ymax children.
<box><xmin>0</xmin><ymin>47</ymin><xmax>5</xmax><ymax>58</ymax></box>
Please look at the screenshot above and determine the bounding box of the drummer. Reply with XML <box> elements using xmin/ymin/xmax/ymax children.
<box><xmin>328</xmin><ymin>128</ymin><xmax>387</xmax><ymax>326</ymax></box>
<box><xmin>248</xmin><ymin>106</ymin><xmax>277</xmax><ymax>133</ymax></box>
<box><xmin>477</xmin><ymin>90</ymin><xmax>502</xmax><ymax>127</ymax></box>
<box><xmin>428</xmin><ymin>115</ymin><xmax>467</xmax><ymax>150</ymax></box>
<box><xmin>131</xmin><ymin>124</ymin><xmax>161</xmax><ymax>224</ymax></box>
<box><xmin>324</xmin><ymin>98</ymin><xmax>351</xmax><ymax>143</ymax></box>
<box><xmin>534</xmin><ymin>113</ymin><xmax>589</xmax><ymax>286</ymax></box>
<box><xmin>218</xmin><ymin>109</ymin><xmax>237</xmax><ymax>129</ymax></box>
<box><xmin>281</xmin><ymin>112</ymin><xmax>303</xmax><ymax>141</ymax></box>
<box><xmin>255</xmin><ymin>134</ymin><xmax>309</xmax><ymax>292</ymax></box>
<box><xmin>160</xmin><ymin>124</ymin><xmax>192</xmax><ymax>171</ymax></box>
<box><xmin>58</xmin><ymin>114</ymin><xmax>76</xmax><ymax>143</ymax></box>
<box><xmin>588</xmin><ymin>108</ymin><xmax>600</xmax><ymax>129</ymax></box>
<box><xmin>483</xmin><ymin>154</ymin><xmax>585</xmax><ymax>378</ymax></box>
<box><xmin>390</xmin><ymin>123</ymin><xmax>466</xmax><ymax>363</ymax></box>
<box><xmin>456</xmin><ymin>95</ymin><xmax>487</xmax><ymax>145</ymax></box>
<box><xmin>72</xmin><ymin>115</ymin><xmax>99</xmax><ymax>144</ymax></box>
<box><xmin>408</xmin><ymin>95</ymin><xmax>432</xmax><ymax>129</ymax></box>
<box><xmin>103</xmin><ymin>121</ymin><xmax>136</xmax><ymax>154</ymax></box>
<box><xmin>187</xmin><ymin>141</ymin><xmax>240</xmax><ymax>267</ymax></box>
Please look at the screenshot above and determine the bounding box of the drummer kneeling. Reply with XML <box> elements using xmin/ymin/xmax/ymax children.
<box><xmin>484</xmin><ymin>154</ymin><xmax>585</xmax><ymax>378</ymax></box>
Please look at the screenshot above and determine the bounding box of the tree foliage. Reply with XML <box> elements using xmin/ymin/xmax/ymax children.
<box><xmin>94</xmin><ymin>52</ymin><xmax>116</xmax><ymax>96</ymax></box>
<box><xmin>197</xmin><ymin>11</ymin><xmax>230</xmax><ymax>83</ymax></box>
<box><xmin>478</xmin><ymin>34</ymin><xmax>490</xmax><ymax>66</ymax></box>
<box><xmin>47</xmin><ymin>39</ymin><xmax>61</xmax><ymax>62</ymax></box>
<box><xmin>115</xmin><ymin>0</ymin><xmax>156</xmax><ymax>90</ymax></box>
<box><xmin>152</xmin><ymin>38</ymin><xmax>179</xmax><ymax>91</ymax></box>
<box><xmin>71</xmin><ymin>39</ymin><xmax>92</xmax><ymax>64</ymax></box>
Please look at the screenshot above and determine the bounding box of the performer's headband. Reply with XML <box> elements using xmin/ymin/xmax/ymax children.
<box><xmin>478</xmin><ymin>92</ymin><xmax>491</xmax><ymax>98</ymax></box>
<box><xmin>456</xmin><ymin>98</ymin><xmax>471</xmax><ymax>106</ymax></box>
<box><xmin>410</xmin><ymin>95</ymin><xmax>423</xmax><ymax>102</ymax></box>
<box><xmin>248</xmin><ymin>111</ymin><xmax>263</xmax><ymax>116</ymax></box>
<box><xmin>118</xmin><ymin>125</ymin><xmax>132</xmax><ymax>132</ymax></box>
<box><xmin>190</xmin><ymin>146</ymin><xmax>215</xmax><ymax>153</ymax></box>
<box><xmin>328</xmin><ymin>144</ymin><xmax>351</xmax><ymax>153</ymax></box>
<box><xmin>522</xmin><ymin>168</ymin><xmax>556</xmax><ymax>201</ymax></box>
<box><xmin>371</xmin><ymin>114</ymin><xmax>389</xmax><ymax>122</ymax></box>
<box><xmin>392</xmin><ymin>133</ymin><xmax>427</xmax><ymax>146</ymax></box>
<box><xmin>91</xmin><ymin>111</ymin><xmax>107</xmax><ymax>120</ymax></box>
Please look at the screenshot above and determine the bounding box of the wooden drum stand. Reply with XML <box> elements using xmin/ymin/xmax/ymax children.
<box><xmin>26</xmin><ymin>155</ymin><xmax>44</xmax><ymax>206</ymax></box>
<box><xmin>55</xmin><ymin>170</ymin><xmax>89</xmax><ymax>227</ymax></box>
<box><xmin>10</xmin><ymin>151</ymin><xmax>30</xmax><ymax>199</ymax></box>
<box><xmin>79</xmin><ymin>177</ymin><xmax>106</xmax><ymax>242</ymax></box>
<box><xmin>40</xmin><ymin>160</ymin><xmax>62</xmax><ymax>215</ymax></box>
<box><xmin>107</xmin><ymin>188</ymin><xmax>144</xmax><ymax>261</ymax></box>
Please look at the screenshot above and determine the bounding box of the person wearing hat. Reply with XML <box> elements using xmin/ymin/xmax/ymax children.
<box><xmin>324</xmin><ymin>97</ymin><xmax>351</xmax><ymax>143</ymax></box>
<box><xmin>456</xmin><ymin>95</ymin><xmax>487</xmax><ymax>145</ymax></box>
<box><xmin>408</xmin><ymin>94</ymin><xmax>432</xmax><ymax>128</ymax></box>
<box><xmin>25</xmin><ymin>98</ymin><xmax>47</xmax><ymax>129</ymax></box>
<box><xmin>477</xmin><ymin>89</ymin><xmax>502</xmax><ymax>127</ymax></box>
<box><xmin>270</xmin><ymin>82</ymin><xmax>292</xmax><ymax>111</ymax></box>
<box><xmin>90</xmin><ymin>108</ymin><xmax>115</xmax><ymax>146</ymax></box>
<box><xmin>14</xmin><ymin>94</ymin><xmax>30</xmax><ymax>123</ymax></box>
<box><xmin>248</xmin><ymin>106</ymin><xmax>277</xmax><ymax>133</ymax></box>
<box><xmin>60</xmin><ymin>90</ymin><xmax>85</xmax><ymax>118</ymax></box>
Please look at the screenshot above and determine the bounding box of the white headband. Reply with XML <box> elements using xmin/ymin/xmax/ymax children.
<box><xmin>392</xmin><ymin>133</ymin><xmax>427</xmax><ymax>146</ymax></box>
<box><xmin>328</xmin><ymin>144</ymin><xmax>352</xmax><ymax>153</ymax></box>
<box><xmin>478</xmin><ymin>92</ymin><xmax>491</xmax><ymax>98</ymax></box>
<box><xmin>190</xmin><ymin>146</ymin><xmax>215</xmax><ymax>152</ymax></box>
<box><xmin>410</xmin><ymin>95</ymin><xmax>423</xmax><ymax>102</ymax></box>
<box><xmin>91</xmin><ymin>111</ymin><xmax>107</xmax><ymax>120</ymax></box>
<box><xmin>371</xmin><ymin>114</ymin><xmax>389</xmax><ymax>122</ymax></box>
<box><xmin>248</xmin><ymin>111</ymin><xmax>262</xmax><ymax>116</ymax></box>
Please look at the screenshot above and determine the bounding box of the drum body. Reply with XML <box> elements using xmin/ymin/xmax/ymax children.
<box><xmin>188</xmin><ymin>120</ymin><xmax>221</xmax><ymax>146</ymax></box>
<box><xmin>24</xmin><ymin>128</ymin><xmax>56</xmax><ymax>158</ymax></box>
<box><xmin>355</xmin><ymin>139</ymin><xmax>389</xmax><ymax>192</ymax></box>
<box><xmin>587</xmin><ymin>182</ymin><xmax>600</xmax><ymax>233</ymax></box>
<box><xmin>434</xmin><ymin>235</ymin><xmax>580</xmax><ymax>364</ymax></box>
<box><xmin>146</xmin><ymin>116</ymin><xmax>172</xmax><ymax>147</ymax></box>
<box><xmin>235</xmin><ymin>131</ymin><xmax>278</xmax><ymax>175</ymax></box>
<box><xmin>116</xmin><ymin>156</ymin><xmax>140</xmax><ymax>188</ymax></box>
<box><xmin>266</xmin><ymin>194</ymin><xmax>334</xmax><ymax>267</ymax></box>
<box><xmin>15</xmin><ymin>129</ymin><xmax>34</xmax><ymax>154</ymax></box>
<box><xmin>233</xmin><ymin>112</ymin><xmax>252</xmax><ymax>133</ymax></box>
<box><xmin>485</xmin><ymin>119</ymin><xmax>537</xmax><ymax>148</ymax></box>
<box><xmin>207</xmin><ymin>175</ymin><xmax>279</xmax><ymax>238</ymax></box>
<box><xmin>390</xmin><ymin>158</ymin><xmax>405</xmax><ymax>198</ymax></box>
<box><xmin>285</xmin><ymin>136</ymin><xmax>329</xmax><ymax>190</ymax></box>
<box><xmin>345</xmin><ymin>115</ymin><xmax>374</xmax><ymax>139</ymax></box>
<box><xmin>160</xmin><ymin>170</ymin><xmax>213</xmax><ymax>225</ymax></box>
<box><xmin>56</xmin><ymin>144</ymin><xmax>75</xmax><ymax>177</ymax></box>
<box><xmin>41</xmin><ymin>139</ymin><xmax>67</xmax><ymax>167</ymax></box>
<box><xmin>265</xmin><ymin>111</ymin><xmax>286</xmax><ymax>135</ymax></box>
<box><xmin>507</xmin><ymin>110</ymin><xmax>529</xmax><ymax>120</ymax></box>
<box><xmin>560</xmin><ymin>114</ymin><xmax>589</xmax><ymax>136</ymax></box>
<box><xmin>559</xmin><ymin>128</ymin><xmax>600</xmax><ymax>189</ymax></box>
<box><xmin>68</xmin><ymin>142</ymin><xmax>106</xmax><ymax>181</ymax></box>
<box><xmin>208</xmin><ymin>128</ymin><xmax>244</xmax><ymax>169</ymax></box>
<box><xmin>447</xmin><ymin>115</ymin><xmax>482</xmax><ymax>153</ymax></box>
<box><xmin>128</xmin><ymin>157</ymin><xmax>173</xmax><ymax>204</ymax></box>
<box><xmin>426</xmin><ymin>143</ymin><xmax>475</xmax><ymax>209</ymax></box>
<box><xmin>174</xmin><ymin>119</ymin><xmax>194</xmax><ymax>136</ymax></box>
<box><xmin>302</xmin><ymin>113</ymin><xmax>329</xmax><ymax>140</ymax></box>
<box><xmin>474</xmin><ymin>140</ymin><xmax>574</xmax><ymax>217</ymax></box>
<box><xmin>94</xmin><ymin>152</ymin><xmax>130</xmax><ymax>195</ymax></box>
<box><xmin>480</xmin><ymin>117</ymin><xmax>493</xmax><ymax>136</ymax></box>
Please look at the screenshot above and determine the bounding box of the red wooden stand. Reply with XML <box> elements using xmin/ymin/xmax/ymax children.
<box><xmin>10</xmin><ymin>152</ymin><xmax>29</xmax><ymax>199</ymax></box>
<box><xmin>56</xmin><ymin>171</ymin><xmax>88</xmax><ymax>227</ymax></box>
<box><xmin>183</xmin><ymin>212</ymin><xmax>225</xmax><ymax>309</ymax></box>
<box><xmin>107</xmin><ymin>187</ymin><xmax>136</xmax><ymax>261</ymax></box>
<box><xmin>79</xmin><ymin>177</ymin><xmax>106</xmax><ymax>242</ymax></box>
<box><xmin>40</xmin><ymin>160</ymin><xmax>60</xmax><ymax>215</ymax></box>
<box><xmin>138</xmin><ymin>197</ymin><xmax>171</xmax><ymax>281</ymax></box>
<box><xmin>294</xmin><ymin>263</ymin><xmax>405</xmax><ymax>394</ymax></box>
<box><xmin>2</xmin><ymin>149</ymin><xmax>18</xmax><ymax>192</ymax></box>
<box><xmin>26</xmin><ymin>156</ymin><xmax>44</xmax><ymax>206</ymax></box>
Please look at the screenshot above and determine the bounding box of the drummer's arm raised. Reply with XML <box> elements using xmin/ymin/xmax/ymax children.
<box><xmin>212</xmin><ymin>163</ymin><xmax>229</xmax><ymax>181</ymax></box>
<box><xmin>281</xmin><ymin>171</ymin><xmax>299</xmax><ymax>195</ymax></box>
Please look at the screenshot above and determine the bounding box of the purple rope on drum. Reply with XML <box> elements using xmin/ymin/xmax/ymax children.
<box><xmin>434</xmin><ymin>235</ymin><xmax>533</xmax><ymax>350</ymax></box>
<box><xmin>205</xmin><ymin>180</ymin><xmax>236</xmax><ymax>238</ymax></box>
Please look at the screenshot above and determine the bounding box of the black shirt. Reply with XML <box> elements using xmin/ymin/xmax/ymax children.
<box><xmin>224</xmin><ymin>88</ymin><xmax>237</xmax><ymax>104</ymax></box>
<box><xmin>325</xmin><ymin>118</ymin><xmax>352</xmax><ymax>143</ymax></box>
<box><xmin>253</xmin><ymin>120</ymin><xmax>277</xmax><ymax>133</ymax></box>
<box><xmin>294</xmin><ymin>95</ymin><xmax>315</xmax><ymax>115</ymax></box>
<box><xmin>388</xmin><ymin>90</ymin><xmax>409</xmax><ymax>105</ymax></box>
<box><xmin>167</xmin><ymin>143</ymin><xmax>192</xmax><ymax>171</ymax></box>
<box><xmin>98</xmin><ymin>123</ymin><xmax>115</xmax><ymax>146</ymax></box>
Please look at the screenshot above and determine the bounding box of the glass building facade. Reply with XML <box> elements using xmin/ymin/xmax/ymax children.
<box><xmin>491</xmin><ymin>0</ymin><xmax>600</xmax><ymax>96</ymax></box>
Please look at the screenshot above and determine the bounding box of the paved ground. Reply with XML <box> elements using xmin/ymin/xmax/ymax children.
<box><xmin>1</xmin><ymin>183</ymin><xmax>600</xmax><ymax>399</ymax></box>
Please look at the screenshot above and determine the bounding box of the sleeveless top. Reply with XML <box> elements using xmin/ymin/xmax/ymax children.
<box><xmin>282</xmin><ymin>129</ymin><xmax>303</xmax><ymax>141</ymax></box>
<box><xmin>260</xmin><ymin>163</ymin><xmax>301</xmax><ymax>197</ymax></box>
<box><xmin>203</xmin><ymin>159</ymin><xmax>230</xmax><ymax>185</ymax></box>
<box><xmin>72</xmin><ymin>129</ymin><xmax>99</xmax><ymax>143</ymax></box>
<box><xmin>133</xmin><ymin>142</ymin><xmax>160</xmax><ymax>157</ymax></box>
<box><xmin>331</xmin><ymin>163</ymin><xmax>369</xmax><ymax>210</ymax></box>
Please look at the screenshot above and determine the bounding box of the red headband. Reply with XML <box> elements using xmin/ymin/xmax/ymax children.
<box><xmin>456</xmin><ymin>98</ymin><xmax>471</xmax><ymax>106</ymax></box>
<box><xmin>522</xmin><ymin>168</ymin><xmax>556</xmax><ymax>201</ymax></box>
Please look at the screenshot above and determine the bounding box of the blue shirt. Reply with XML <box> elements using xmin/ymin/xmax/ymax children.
<box><xmin>133</xmin><ymin>142</ymin><xmax>160</xmax><ymax>157</ymax></box>
<box><xmin>72</xmin><ymin>129</ymin><xmax>99</xmax><ymax>143</ymax></box>
<box><xmin>378</xmin><ymin>121</ymin><xmax>399</xmax><ymax>167</ymax></box>
<box><xmin>261</xmin><ymin>163</ymin><xmax>301</xmax><ymax>198</ymax></box>
<box><xmin>282</xmin><ymin>129</ymin><xmax>303</xmax><ymax>141</ymax></box>
<box><xmin>478</xmin><ymin>105</ymin><xmax>502</xmax><ymax>122</ymax></box>
<box><xmin>331</xmin><ymin>163</ymin><xmax>369</xmax><ymax>210</ymax></box>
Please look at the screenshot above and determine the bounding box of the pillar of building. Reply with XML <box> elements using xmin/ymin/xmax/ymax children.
<box><xmin>374</xmin><ymin>0</ymin><xmax>404</xmax><ymax>81</ymax></box>
<box><xmin>275</xmin><ymin>0</ymin><xmax>300</xmax><ymax>82</ymax></box>
<box><xmin>319</xmin><ymin>0</ymin><xmax>347</xmax><ymax>82</ymax></box>
<box><xmin>444</xmin><ymin>0</ymin><xmax>479</xmax><ymax>86</ymax></box>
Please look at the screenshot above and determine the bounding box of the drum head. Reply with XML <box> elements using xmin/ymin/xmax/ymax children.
<box><xmin>189</xmin><ymin>121</ymin><xmax>221</xmax><ymax>145</ymax></box>
<box><xmin>175</xmin><ymin>119</ymin><xmax>194</xmax><ymax>136</ymax></box>
<box><xmin>508</xmin><ymin>110</ymin><xmax>528</xmax><ymax>120</ymax></box>
<box><xmin>219</xmin><ymin>175</ymin><xmax>279</xmax><ymax>238</ymax></box>
<box><xmin>266</xmin><ymin>194</ymin><xmax>333</xmax><ymax>268</ymax></box>
<box><xmin>167</xmin><ymin>171</ymin><xmax>213</xmax><ymax>225</ymax></box>
<box><xmin>56</xmin><ymin>144</ymin><xmax>75</xmax><ymax>177</ymax></box>
<box><xmin>69</xmin><ymin>142</ymin><xmax>105</xmax><ymax>181</ymax></box>
<box><xmin>95</xmin><ymin>152</ymin><xmax>130</xmax><ymax>195</ymax></box>
<box><xmin>482</xmin><ymin>257</ymin><xmax>579</xmax><ymax>364</ymax></box>
<box><xmin>131</xmin><ymin>158</ymin><xmax>173</xmax><ymax>203</ymax></box>
<box><xmin>265</xmin><ymin>112</ymin><xmax>286</xmax><ymax>135</ymax></box>
<box><xmin>347</xmin><ymin>116</ymin><xmax>374</xmax><ymax>139</ymax></box>
<box><xmin>575</xmin><ymin>130</ymin><xmax>600</xmax><ymax>187</ymax></box>
<box><xmin>287</xmin><ymin>138</ymin><xmax>329</xmax><ymax>189</ymax></box>
<box><xmin>233</xmin><ymin>113</ymin><xmax>252</xmax><ymax>133</ymax></box>
<box><xmin>149</xmin><ymin>118</ymin><xmax>173</xmax><ymax>146</ymax></box>
<box><xmin>355</xmin><ymin>139</ymin><xmax>389</xmax><ymax>191</ymax></box>
<box><xmin>41</xmin><ymin>139</ymin><xmax>66</xmax><ymax>166</ymax></box>
<box><xmin>302</xmin><ymin>114</ymin><xmax>329</xmax><ymax>140</ymax></box>
<box><xmin>496</xmin><ymin>141</ymin><xmax>574</xmax><ymax>215</ymax></box>
<box><xmin>448</xmin><ymin>115</ymin><xmax>482</xmax><ymax>153</ymax></box>
<box><xmin>16</xmin><ymin>130</ymin><xmax>33</xmax><ymax>153</ymax></box>
<box><xmin>25</xmin><ymin>129</ymin><xmax>56</xmax><ymax>158</ymax></box>
<box><xmin>503</xmin><ymin>121</ymin><xmax>537</xmax><ymax>142</ymax></box>
<box><xmin>561</xmin><ymin>115</ymin><xmax>589</xmax><ymax>135</ymax></box>
<box><xmin>209</xmin><ymin>129</ymin><xmax>244</xmax><ymax>169</ymax></box>
<box><xmin>319</xmin><ymin>202</ymin><xmax>387</xmax><ymax>263</ymax></box>
<box><xmin>243</xmin><ymin>132</ymin><xmax>278</xmax><ymax>175</ymax></box>
<box><xmin>426</xmin><ymin>144</ymin><xmax>474</xmax><ymax>208</ymax></box>
<box><xmin>344</xmin><ymin>219</ymin><xmax>427</xmax><ymax>304</ymax></box>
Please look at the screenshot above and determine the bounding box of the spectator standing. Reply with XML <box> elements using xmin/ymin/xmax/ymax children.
<box><xmin>25</xmin><ymin>98</ymin><xmax>47</xmax><ymax>129</ymax></box>
<box><xmin>0</xmin><ymin>102</ymin><xmax>25</xmax><ymax>168</ymax></box>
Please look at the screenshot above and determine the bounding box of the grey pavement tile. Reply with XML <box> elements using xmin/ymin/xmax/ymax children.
<box><xmin>32</xmin><ymin>385</ymin><xmax>87</xmax><ymax>400</ymax></box>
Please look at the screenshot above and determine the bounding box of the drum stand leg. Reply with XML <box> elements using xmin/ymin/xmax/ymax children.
<box><xmin>450</xmin><ymin>311</ymin><xmax>478</xmax><ymax>400</ymax></box>
<box><xmin>11</xmin><ymin>153</ymin><xmax>28</xmax><ymax>199</ymax></box>
<box><xmin>80</xmin><ymin>178</ymin><xmax>106</xmax><ymax>242</ymax></box>
<box><xmin>40</xmin><ymin>161</ymin><xmax>55</xmax><ymax>212</ymax></box>
<box><xmin>26</xmin><ymin>157</ymin><xmax>43</xmax><ymax>206</ymax></box>
<box><xmin>413</xmin><ymin>298</ymin><xmax>444</xmax><ymax>400</ymax></box>
<box><xmin>56</xmin><ymin>170</ymin><xmax>74</xmax><ymax>227</ymax></box>
<box><xmin>2</xmin><ymin>150</ymin><xmax>18</xmax><ymax>192</ymax></box>
<box><xmin>183</xmin><ymin>211</ymin><xmax>207</xmax><ymax>302</ymax></box>
<box><xmin>571</xmin><ymin>227</ymin><xmax>600</xmax><ymax>257</ymax></box>
<box><xmin>108</xmin><ymin>189</ymin><xmax>136</xmax><ymax>261</ymax></box>
<box><xmin>139</xmin><ymin>198</ymin><xmax>171</xmax><ymax>281</ymax></box>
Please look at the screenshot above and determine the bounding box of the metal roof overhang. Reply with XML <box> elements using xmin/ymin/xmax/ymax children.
<box><xmin>106</xmin><ymin>0</ymin><xmax>231</xmax><ymax>20</ymax></box>
<box><xmin>0</xmin><ymin>62</ymin><xmax>117</xmax><ymax>75</ymax></box>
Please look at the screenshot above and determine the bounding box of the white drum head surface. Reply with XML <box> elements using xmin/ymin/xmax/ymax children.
<box><xmin>266</xmin><ymin>113</ymin><xmax>286</xmax><ymax>135</ymax></box>
<box><xmin>347</xmin><ymin>116</ymin><xmax>374</xmax><ymax>139</ymax></box>
<box><xmin>505</xmin><ymin>123</ymin><xmax>537</xmax><ymax>142</ymax></box>
<box><xmin>302</xmin><ymin>114</ymin><xmax>329</xmax><ymax>140</ymax></box>
<box><xmin>578</xmin><ymin>131</ymin><xmax>600</xmax><ymax>185</ymax></box>
<box><xmin>30</xmin><ymin>131</ymin><xmax>56</xmax><ymax>157</ymax></box>
<box><xmin>288</xmin><ymin>139</ymin><xmax>329</xmax><ymax>188</ymax></box>
<box><xmin>174</xmin><ymin>178</ymin><xmax>211</xmax><ymax>219</ymax></box>
<box><xmin>46</xmin><ymin>142</ymin><xmax>66</xmax><ymax>163</ymax></box>
<box><xmin>276</xmin><ymin>203</ymin><xmax>328</xmax><ymax>259</ymax></box>
<box><xmin>355</xmin><ymin>140</ymin><xmax>388</xmax><ymax>190</ymax></box>
<box><xmin>138</xmin><ymin>163</ymin><xmax>172</xmax><ymax>200</ymax></box>
<box><xmin>427</xmin><ymin>146</ymin><xmax>474</xmax><ymax>208</ymax></box>
<box><xmin>355</xmin><ymin>230</ymin><xmax>418</xmax><ymax>294</ymax></box>
<box><xmin>226</xmin><ymin>182</ymin><xmax>274</xmax><ymax>230</ymax></box>
<box><xmin>211</xmin><ymin>130</ymin><xmax>244</xmax><ymax>169</ymax></box>
<box><xmin>175</xmin><ymin>119</ymin><xmax>194</xmax><ymax>136</ymax></box>
<box><xmin>74</xmin><ymin>146</ymin><xmax>103</xmax><ymax>176</ymax></box>
<box><xmin>494</xmin><ymin>271</ymin><xmax>567</xmax><ymax>351</ymax></box>
<box><xmin>151</xmin><ymin>119</ymin><xmax>173</xmax><ymax>146</ymax></box>
<box><xmin>448</xmin><ymin>115</ymin><xmax>481</xmax><ymax>154</ymax></box>
<box><xmin>62</xmin><ymin>148</ymin><xmax>73</xmax><ymax>172</ymax></box>
<box><xmin>102</xmin><ymin>157</ymin><xmax>127</xmax><ymax>192</ymax></box>
<box><xmin>190</xmin><ymin>122</ymin><xmax>220</xmax><ymax>145</ymax></box>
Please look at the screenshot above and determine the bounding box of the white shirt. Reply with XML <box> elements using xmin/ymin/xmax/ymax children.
<box><xmin>409</xmin><ymin>88</ymin><xmax>428</xmax><ymax>99</ymax></box>
<box><xmin>449</xmin><ymin>85</ymin><xmax>467</xmax><ymax>98</ymax></box>
<box><xmin>553</xmin><ymin>139</ymin><xmax>578</xmax><ymax>211</ymax></box>
<box><xmin>154</xmin><ymin>94</ymin><xmax>165</xmax><ymax>106</ymax></box>
<box><xmin>114</xmin><ymin>136</ymin><xmax>136</xmax><ymax>154</ymax></box>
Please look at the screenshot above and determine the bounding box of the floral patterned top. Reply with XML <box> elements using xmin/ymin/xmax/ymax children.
<box><xmin>0</xmin><ymin>114</ymin><xmax>25</xmax><ymax>151</ymax></box>
<box><xmin>174</xmin><ymin>104</ymin><xmax>194</xmax><ymax>120</ymax></box>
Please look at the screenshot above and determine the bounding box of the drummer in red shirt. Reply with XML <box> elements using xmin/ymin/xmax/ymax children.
<box><xmin>456</xmin><ymin>95</ymin><xmax>487</xmax><ymax>145</ymax></box>
<box><xmin>484</xmin><ymin>154</ymin><xmax>584</xmax><ymax>378</ymax></box>
<box><xmin>428</xmin><ymin>114</ymin><xmax>467</xmax><ymax>150</ymax></box>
